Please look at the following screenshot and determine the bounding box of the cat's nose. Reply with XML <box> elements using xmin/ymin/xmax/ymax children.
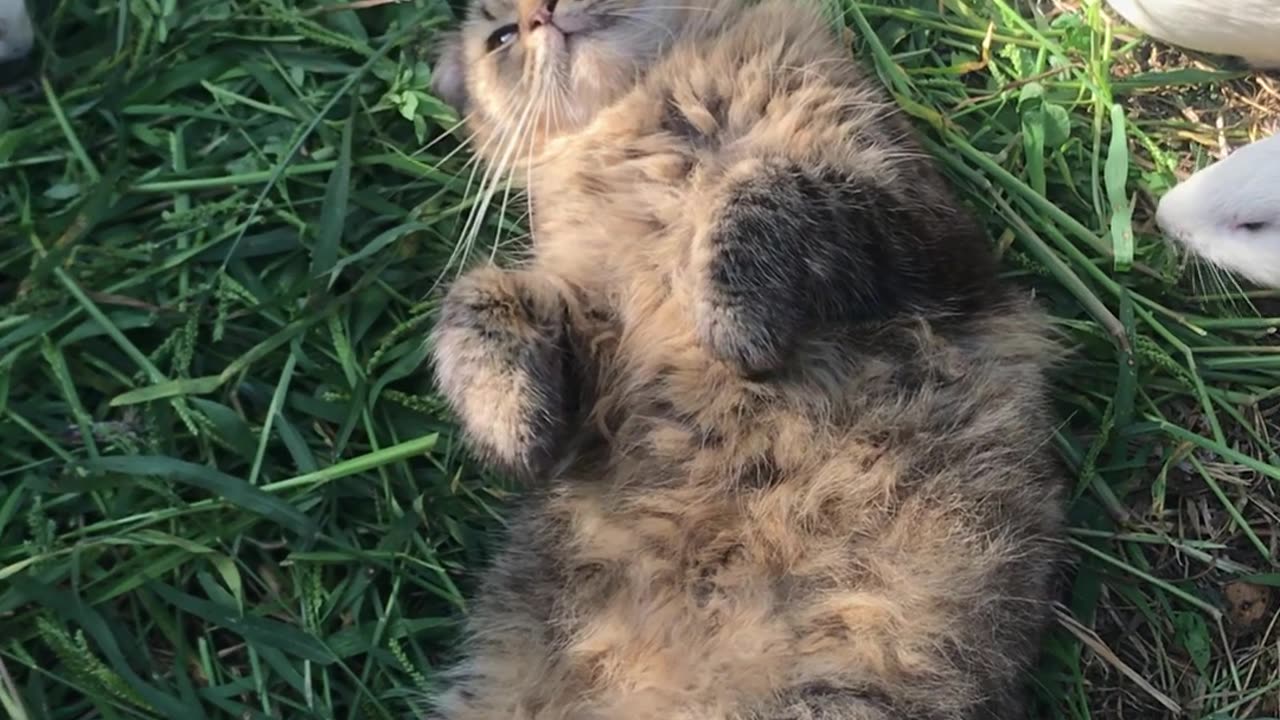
<box><xmin>530</xmin><ymin>5</ymin><xmax>553</xmax><ymax>28</ymax></box>
<box><xmin>519</xmin><ymin>0</ymin><xmax>558</xmax><ymax>34</ymax></box>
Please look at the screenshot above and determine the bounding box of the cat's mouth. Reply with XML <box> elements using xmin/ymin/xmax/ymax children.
<box><xmin>550</xmin><ymin>12</ymin><xmax>616</xmax><ymax>36</ymax></box>
<box><xmin>529</xmin><ymin>12</ymin><xmax>618</xmax><ymax>58</ymax></box>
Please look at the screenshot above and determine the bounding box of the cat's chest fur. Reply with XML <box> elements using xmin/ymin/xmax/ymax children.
<box><xmin>528</xmin><ymin>103</ymin><xmax>711</xmax><ymax>299</ymax></box>
<box><xmin>525</xmin><ymin>5</ymin><xmax>897</xmax><ymax>303</ymax></box>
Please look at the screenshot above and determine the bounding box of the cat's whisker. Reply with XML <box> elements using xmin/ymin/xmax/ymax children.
<box><xmin>438</xmin><ymin>93</ymin><xmax>540</xmax><ymax>287</ymax></box>
<box><xmin>594</xmin><ymin>2</ymin><xmax>717</xmax><ymax>14</ymax></box>
<box><xmin>407</xmin><ymin>121</ymin><xmax>501</xmax><ymax>199</ymax></box>
<box><xmin>492</xmin><ymin>81</ymin><xmax>547</xmax><ymax>261</ymax></box>
<box><xmin>430</xmin><ymin>44</ymin><xmax>561</xmax><ymax>287</ymax></box>
<box><xmin>451</xmin><ymin>122</ymin><xmax>517</xmax><ymax>243</ymax></box>
<box><xmin>549</xmin><ymin>68</ymin><xmax>574</xmax><ymax>138</ymax></box>
<box><xmin>597</xmin><ymin>10</ymin><xmax>680</xmax><ymax>42</ymax></box>
<box><xmin>409</xmin><ymin>111</ymin><xmax>475</xmax><ymax>158</ymax></box>
<box><xmin>522</xmin><ymin>80</ymin><xmax>563</xmax><ymax>249</ymax></box>
<box><xmin>488</xmin><ymin>107</ymin><xmax>529</xmax><ymax>253</ymax></box>
<box><xmin>440</xmin><ymin>85</ymin><xmax>533</xmax><ymax>185</ymax></box>
<box><xmin>459</xmin><ymin>91</ymin><xmax>541</xmax><ymax>267</ymax></box>
<box><xmin>451</xmin><ymin>88</ymin><xmax>527</xmax><ymax>198</ymax></box>
<box><xmin>413</xmin><ymin>41</ymin><xmax>531</xmax><ymax>162</ymax></box>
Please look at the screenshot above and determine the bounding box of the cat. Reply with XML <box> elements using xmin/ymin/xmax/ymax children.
<box><xmin>424</xmin><ymin>0</ymin><xmax>1067</xmax><ymax>717</ymax></box>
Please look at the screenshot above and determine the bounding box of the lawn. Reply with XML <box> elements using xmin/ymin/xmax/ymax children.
<box><xmin>2</xmin><ymin>0</ymin><xmax>1279</xmax><ymax>718</ymax></box>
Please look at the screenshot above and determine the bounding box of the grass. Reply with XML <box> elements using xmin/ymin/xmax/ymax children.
<box><xmin>1</xmin><ymin>0</ymin><xmax>1279</xmax><ymax>718</ymax></box>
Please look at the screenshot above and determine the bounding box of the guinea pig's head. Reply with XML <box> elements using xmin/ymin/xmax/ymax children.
<box><xmin>431</xmin><ymin>0</ymin><xmax>729</xmax><ymax>166</ymax></box>
<box><xmin>0</xmin><ymin>0</ymin><xmax>35</xmax><ymax>64</ymax></box>
<box><xmin>1156</xmin><ymin>134</ymin><xmax>1280</xmax><ymax>288</ymax></box>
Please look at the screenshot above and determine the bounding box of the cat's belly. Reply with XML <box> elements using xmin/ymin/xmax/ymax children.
<box><xmin>534</xmin><ymin>484</ymin><xmax>928</xmax><ymax>718</ymax></box>
<box><xmin>557</xmin><ymin>550</ymin><xmax>789</xmax><ymax>714</ymax></box>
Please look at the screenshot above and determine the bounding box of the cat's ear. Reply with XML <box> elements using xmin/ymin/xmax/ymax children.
<box><xmin>431</xmin><ymin>32</ymin><xmax>470</xmax><ymax>115</ymax></box>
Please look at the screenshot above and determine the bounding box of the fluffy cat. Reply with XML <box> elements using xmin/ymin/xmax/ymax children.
<box><xmin>425</xmin><ymin>0</ymin><xmax>1067</xmax><ymax>717</ymax></box>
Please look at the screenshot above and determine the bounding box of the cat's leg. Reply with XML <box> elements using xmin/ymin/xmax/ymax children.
<box><xmin>689</xmin><ymin>158</ymin><xmax>811</xmax><ymax>376</ymax></box>
<box><xmin>690</xmin><ymin>157</ymin><xmax>995</xmax><ymax>376</ymax></box>
<box><xmin>424</xmin><ymin>658</ymin><xmax>540</xmax><ymax>720</ymax></box>
<box><xmin>431</xmin><ymin>266</ymin><xmax>580</xmax><ymax>480</ymax></box>
<box><xmin>419</xmin><ymin>639</ymin><xmax>560</xmax><ymax>719</ymax></box>
<box><xmin>756</xmin><ymin>685</ymin><xmax>903</xmax><ymax>720</ymax></box>
<box><xmin>759</xmin><ymin>683</ymin><xmax>1026</xmax><ymax>720</ymax></box>
<box><xmin>417</xmin><ymin>526</ymin><xmax>572</xmax><ymax>720</ymax></box>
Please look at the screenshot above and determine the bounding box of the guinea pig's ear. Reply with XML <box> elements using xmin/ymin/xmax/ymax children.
<box><xmin>431</xmin><ymin>32</ymin><xmax>470</xmax><ymax>115</ymax></box>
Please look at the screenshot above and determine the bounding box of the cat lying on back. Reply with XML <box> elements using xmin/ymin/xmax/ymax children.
<box><xmin>425</xmin><ymin>0</ymin><xmax>1067</xmax><ymax>717</ymax></box>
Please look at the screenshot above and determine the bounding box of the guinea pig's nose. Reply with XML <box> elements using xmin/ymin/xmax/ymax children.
<box><xmin>1154</xmin><ymin>193</ymin><xmax>1181</xmax><ymax>235</ymax></box>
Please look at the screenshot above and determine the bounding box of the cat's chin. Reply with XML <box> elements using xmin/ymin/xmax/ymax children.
<box><xmin>529</xmin><ymin>24</ymin><xmax>568</xmax><ymax>58</ymax></box>
<box><xmin>544</xmin><ymin>13</ymin><xmax>622</xmax><ymax>65</ymax></box>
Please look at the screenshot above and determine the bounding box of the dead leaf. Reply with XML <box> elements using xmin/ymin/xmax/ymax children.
<box><xmin>1223</xmin><ymin>581</ymin><xmax>1273</xmax><ymax>634</ymax></box>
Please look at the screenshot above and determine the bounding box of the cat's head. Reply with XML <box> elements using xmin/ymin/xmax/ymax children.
<box><xmin>432</xmin><ymin>0</ymin><xmax>728</xmax><ymax>161</ymax></box>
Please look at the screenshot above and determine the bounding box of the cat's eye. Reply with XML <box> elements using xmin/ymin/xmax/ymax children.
<box><xmin>1239</xmin><ymin>221</ymin><xmax>1270</xmax><ymax>232</ymax></box>
<box><xmin>486</xmin><ymin>24</ymin><xmax>519</xmax><ymax>51</ymax></box>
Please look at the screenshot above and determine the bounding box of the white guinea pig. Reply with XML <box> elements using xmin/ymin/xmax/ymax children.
<box><xmin>1156</xmin><ymin>133</ymin><xmax>1280</xmax><ymax>288</ymax></box>
<box><xmin>1104</xmin><ymin>0</ymin><xmax>1280</xmax><ymax>68</ymax></box>
<box><xmin>0</xmin><ymin>0</ymin><xmax>33</xmax><ymax>64</ymax></box>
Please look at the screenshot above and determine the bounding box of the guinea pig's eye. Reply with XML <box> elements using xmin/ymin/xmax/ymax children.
<box><xmin>486</xmin><ymin>24</ymin><xmax>519</xmax><ymax>51</ymax></box>
<box><xmin>1239</xmin><ymin>221</ymin><xmax>1270</xmax><ymax>233</ymax></box>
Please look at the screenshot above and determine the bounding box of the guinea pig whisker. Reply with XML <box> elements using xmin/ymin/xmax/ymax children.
<box><xmin>1189</xmin><ymin>255</ymin><xmax>1205</xmax><ymax>302</ymax></box>
<box><xmin>1218</xmin><ymin>262</ymin><xmax>1259</xmax><ymax>317</ymax></box>
<box><xmin>1203</xmin><ymin>259</ymin><xmax>1228</xmax><ymax>309</ymax></box>
<box><xmin>1191</xmin><ymin>256</ymin><xmax>1255</xmax><ymax>317</ymax></box>
<box><xmin>1205</xmin><ymin>259</ymin><xmax>1229</xmax><ymax>302</ymax></box>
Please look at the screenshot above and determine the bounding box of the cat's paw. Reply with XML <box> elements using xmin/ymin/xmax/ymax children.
<box><xmin>693</xmin><ymin>160</ymin><xmax>810</xmax><ymax>377</ymax></box>
<box><xmin>760</xmin><ymin>683</ymin><xmax>895</xmax><ymax>720</ymax></box>
<box><xmin>694</xmin><ymin>283</ymin><xmax>799</xmax><ymax>378</ymax></box>
<box><xmin>431</xmin><ymin>267</ymin><xmax>575</xmax><ymax>479</ymax></box>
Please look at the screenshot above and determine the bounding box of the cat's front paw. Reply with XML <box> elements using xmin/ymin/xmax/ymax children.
<box><xmin>695</xmin><ymin>283</ymin><xmax>799</xmax><ymax>378</ymax></box>
<box><xmin>693</xmin><ymin>161</ymin><xmax>810</xmax><ymax>377</ymax></box>
<box><xmin>760</xmin><ymin>683</ymin><xmax>896</xmax><ymax>720</ymax></box>
<box><xmin>431</xmin><ymin>267</ymin><xmax>575</xmax><ymax>479</ymax></box>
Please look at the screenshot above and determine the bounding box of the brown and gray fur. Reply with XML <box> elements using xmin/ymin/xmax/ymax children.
<box><xmin>425</xmin><ymin>0</ymin><xmax>1067</xmax><ymax>717</ymax></box>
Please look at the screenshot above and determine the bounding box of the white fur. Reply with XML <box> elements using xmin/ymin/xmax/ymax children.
<box><xmin>1156</xmin><ymin>133</ymin><xmax>1280</xmax><ymax>287</ymax></box>
<box><xmin>1104</xmin><ymin>0</ymin><xmax>1280</xmax><ymax>68</ymax></box>
<box><xmin>0</xmin><ymin>0</ymin><xmax>33</xmax><ymax>62</ymax></box>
